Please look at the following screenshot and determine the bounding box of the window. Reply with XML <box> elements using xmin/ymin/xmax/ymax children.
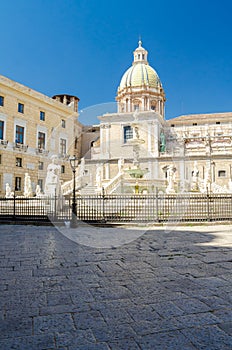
<box><xmin>18</xmin><ymin>103</ymin><xmax>24</xmax><ymax>114</ymax></box>
<box><xmin>218</xmin><ymin>170</ymin><xmax>226</xmax><ymax>177</ymax></box>
<box><xmin>74</xmin><ymin>137</ymin><xmax>78</xmax><ymax>149</ymax></box>
<box><xmin>60</xmin><ymin>138</ymin><xmax>66</xmax><ymax>155</ymax></box>
<box><xmin>16</xmin><ymin>157</ymin><xmax>22</xmax><ymax>167</ymax></box>
<box><xmin>193</xmin><ymin>123</ymin><xmax>197</xmax><ymax>126</ymax></box>
<box><xmin>15</xmin><ymin>177</ymin><xmax>22</xmax><ymax>191</ymax></box>
<box><xmin>134</xmin><ymin>104</ymin><xmax>139</xmax><ymax>111</ymax></box>
<box><xmin>0</xmin><ymin>121</ymin><xmax>4</xmax><ymax>140</ymax></box>
<box><xmin>40</xmin><ymin>111</ymin><xmax>45</xmax><ymax>121</ymax></box>
<box><xmin>151</xmin><ymin>105</ymin><xmax>156</xmax><ymax>111</ymax></box>
<box><xmin>15</xmin><ymin>125</ymin><xmax>24</xmax><ymax>144</ymax></box>
<box><xmin>171</xmin><ymin>124</ymin><xmax>175</xmax><ymax>127</ymax></box>
<box><xmin>38</xmin><ymin>161</ymin><xmax>44</xmax><ymax>170</ymax></box>
<box><xmin>0</xmin><ymin>154</ymin><xmax>1</xmax><ymax>164</ymax></box>
<box><xmin>216</xmin><ymin>121</ymin><xmax>220</xmax><ymax>125</ymax></box>
<box><xmin>38</xmin><ymin>132</ymin><xmax>46</xmax><ymax>149</ymax></box>
<box><xmin>61</xmin><ymin>165</ymin><xmax>65</xmax><ymax>174</ymax></box>
<box><xmin>61</xmin><ymin>119</ymin><xmax>66</xmax><ymax>128</ymax></box>
<box><xmin>0</xmin><ymin>96</ymin><xmax>4</xmax><ymax>107</ymax></box>
<box><xmin>38</xmin><ymin>179</ymin><xmax>43</xmax><ymax>192</ymax></box>
<box><xmin>123</xmin><ymin>126</ymin><xmax>133</xmax><ymax>143</ymax></box>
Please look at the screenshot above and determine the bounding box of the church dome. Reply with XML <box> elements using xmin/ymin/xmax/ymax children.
<box><xmin>116</xmin><ymin>40</ymin><xmax>165</xmax><ymax>116</ymax></box>
<box><xmin>119</xmin><ymin>63</ymin><xmax>162</xmax><ymax>90</ymax></box>
<box><xmin>118</xmin><ymin>40</ymin><xmax>163</xmax><ymax>91</ymax></box>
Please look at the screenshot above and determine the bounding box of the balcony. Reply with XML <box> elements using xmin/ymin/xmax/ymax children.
<box><xmin>58</xmin><ymin>153</ymin><xmax>70</xmax><ymax>160</ymax></box>
<box><xmin>13</xmin><ymin>142</ymin><xmax>28</xmax><ymax>152</ymax></box>
<box><xmin>36</xmin><ymin>148</ymin><xmax>49</xmax><ymax>156</ymax></box>
<box><xmin>0</xmin><ymin>139</ymin><xmax>8</xmax><ymax>148</ymax></box>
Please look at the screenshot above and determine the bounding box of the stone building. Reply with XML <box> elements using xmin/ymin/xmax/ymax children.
<box><xmin>0</xmin><ymin>74</ymin><xmax>81</xmax><ymax>196</ymax></box>
<box><xmin>77</xmin><ymin>41</ymin><xmax>232</xmax><ymax>194</ymax></box>
<box><xmin>1</xmin><ymin>41</ymin><xmax>232</xmax><ymax>196</ymax></box>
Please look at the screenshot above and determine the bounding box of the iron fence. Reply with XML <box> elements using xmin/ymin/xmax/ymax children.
<box><xmin>0</xmin><ymin>196</ymin><xmax>72</xmax><ymax>223</ymax></box>
<box><xmin>0</xmin><ymin>193</ymin><xmax>232</xmax><ymax>224</ymax></box>
<box><xmin>76</xmin><ymin>193</ymin><xmax>232</xmax><ymax>223</ymax></box>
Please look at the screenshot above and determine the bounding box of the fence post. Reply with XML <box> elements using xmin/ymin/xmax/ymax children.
<box><xmin>54</xmin><ymin>194</ymin><xmax>57</xmax><ymax>220</ymax></box>
<box><xmin>13</xmin><ymin>192</ymin><xmax>16</xmax><ymax>219</ymax></box>
<box><xmin>155</xmin><ymin>187</ymin><xmax>159</xmax><ymax>222</ymax></box>
<box><xmin>102</xmin><ymin>187</ymin><xmax>106</xmax><ymax>223</ymax></box>
<box><xmin>207</xmin><ymin>187</ymin><xmax>210</xmax><ymax>221</ymax></box>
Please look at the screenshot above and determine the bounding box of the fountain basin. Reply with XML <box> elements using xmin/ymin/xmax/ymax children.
<box><xmin>126</xmin><ymin>168</ymin><xmax>148</xmax><ymax>179</ymax></box>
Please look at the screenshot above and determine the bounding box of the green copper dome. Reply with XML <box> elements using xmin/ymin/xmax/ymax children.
<box><xmin>119</xmin><ymin>63</ymin><xmax>162</xmax><ymax>90</ymax></box>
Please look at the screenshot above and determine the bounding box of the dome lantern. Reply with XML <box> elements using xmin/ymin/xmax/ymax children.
<box><xmin>133</xmin><ymin>40</ymin><xmax>148</xmax><ymax>64</ymax></box>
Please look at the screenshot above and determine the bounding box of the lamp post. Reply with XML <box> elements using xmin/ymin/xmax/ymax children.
<box><xmin>69</xmin><ymin>156</ymin><xmax>78</xmax><ymax>228</ymax></box>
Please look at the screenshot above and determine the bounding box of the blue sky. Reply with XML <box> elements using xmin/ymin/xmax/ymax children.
<box><xmin>1</xmin><ymin>0</ymin><xmax>231</xmax><ymax>124</ymax></box>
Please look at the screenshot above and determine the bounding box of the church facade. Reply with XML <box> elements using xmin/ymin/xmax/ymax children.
<box><xmin>75</xmin><ymin>41</ymin><xmax>232</xmax><ymax>195</ymax></box>
<box><xmin>0</xmin><ymin>41</ymin><xmax>232</xmax><ymax>196</ymax></box>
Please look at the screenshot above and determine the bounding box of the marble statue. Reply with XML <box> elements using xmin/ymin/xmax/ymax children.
<box><xmin>78</xmin><ymin>157</ymin><xmax>85</xmax><ymax>177</ymax></box>
<box><xmin>228</xmin><ymin>179</ymin><xmax>232</xmax><ymax>192</ymax></box>
<box><xmin>160</xmin><ymin>132</ymin><xmax>166</xmax><ymax>152</ymax></box>
<box><xmin>191</xmin><ymin>161</ymin><xmax>199</xmax><ymax>191</ymax></box>
<box><xmin>203</xmin><ymin>163</ymin><xmax>211</xmax><ymax>193</ymax></box>
<box><xmin>118</xmin><ymin>158</ymin><xmax>124</xmax><ymax>173</ymax></box>
<box><xmin>166</xmin><ymin>165</ymin><xmax>176</xmax><ymax>194</ymax></box>
<box><xmin>5</xmin><ymin>183</ymin><xmax>14</xmax><ymax>198</ymax></box>
<box><xmin>44</xmin><ymin>155</ymin><xmax>61</xmax><ymax>197</ymax></box>
<box><xmin>24</xmin><ymin>173</ymin><xmax>33</xmax><ymax>197</ymax></box>
<box><xmin>96</xmin><ymin>165</ymin><xmax>102</xmax><ymax>188</ymax></box>
<box><xmin>35</xmin><ymin>184</ymin><xmax>42</xmax><ymax>197</ymax></box>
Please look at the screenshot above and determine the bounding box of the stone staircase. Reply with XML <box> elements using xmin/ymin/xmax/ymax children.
<box><xmin>80</xmin><ymin>184</ymin><xmax>99</xmax><ymax>195</ymax></box>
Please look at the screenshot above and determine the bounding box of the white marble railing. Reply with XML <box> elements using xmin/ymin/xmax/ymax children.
<box><xmin>103</xmin><ymin>172</ymin><xmax>124</xmax><ymax>194</ymax></box>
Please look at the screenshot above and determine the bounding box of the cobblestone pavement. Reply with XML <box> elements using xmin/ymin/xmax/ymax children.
<box><xmin>0</xmin><ymin>223</ymin><xmax>232</xmax><ymax>349</ymax></box>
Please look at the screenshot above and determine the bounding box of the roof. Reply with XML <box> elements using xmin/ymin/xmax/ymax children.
<box><xmin>168</xmin><ymin>112</ymin><xmax>232</xmax><ymax>125</ymax></box>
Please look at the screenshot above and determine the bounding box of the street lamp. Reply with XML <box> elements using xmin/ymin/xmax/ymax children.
<box><xmin>69</xmin><ymin>155</ymin><xmax>79</xmax><ymax>228</ymax></box>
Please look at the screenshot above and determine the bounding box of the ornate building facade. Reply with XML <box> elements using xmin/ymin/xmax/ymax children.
<box><xmin>76</xmin><ymin>41</ymin><xmax>232</xmax><ymax>195</ymax></box>
<box><xmin>1</xmin><ymin>41</ymin><xmax>232</xmax><ymax>196</ymax></box>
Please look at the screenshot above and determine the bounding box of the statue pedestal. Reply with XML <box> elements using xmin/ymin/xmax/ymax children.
<box><xmin>45</xmin><ymin>183</ymin><xmax>58</xmax><ymax>197</ymax></box>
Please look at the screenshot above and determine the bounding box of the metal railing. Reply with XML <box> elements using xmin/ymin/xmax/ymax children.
<box><xmin>0</xmin><ymin>196</ymin><xmax>72</xmax><ymax>223</ymax></box>
<box><xmin>0</xmin><ymin>193</ymin><xmax>232</xmax><ymax>224</ymax></box>
<box><xmin>76</xmin><ymin>193</ymin><xmax>232</xmax><ymax>223</ymax></box>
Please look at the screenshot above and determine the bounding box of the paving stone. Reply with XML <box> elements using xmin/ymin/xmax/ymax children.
<box><xmin>0</xmin><ymin>333</ymin><xmax>55</xmax><ymax>350</ymax></box>
<box><xmin>213</xmin><ymin>309</ymin><xmax>232</xmax><ymax>322</ymax></box>
<box><xmin>68</xmin><ymin>343</ymin><xmax>110</xmax><ymax>350</ymax></box>
<box><xmin>33</xmin><ymin>313</ymin><xmax>75</xmax><ymax>335</ymax></box>
<box><xmin>46</xmin><ymin>291</ymin><xmax>72</xmax><ymax>306</ymax></box>
<box><xmin>181</xmin><ymin>325</ymin><xmax>232</xmax><ymax>349</ymax></box>
<box><xmin>72</xmin><ymin>310</ymin><xmax>105</xmax><ymax>330</ymax></box>
<box><xmin>0</xmin><ymin>224</ymin><xmax>232</xmax><ymax>349</ymax></box>
<box><xmin>131</xmin><ymin>317</ymin><xmax>182</xmax><ymax>335</ymax></box>
<box><xmin>138</xmin><ymin>330</ymin><xmax>193</xmax><ymax>350</ymax></box>
<box><xmin>173</xmin><ymin>297</ymin><xmax>211</xmax><ymax>314</ymax></box>
<box><xmin>151</xmin><ymin>300</ymin><xmax>185</xmax><ymax>318</ymax></box>
<box><xmin>175</xmin><ymin>311</ymin><xmax>222</xmax><ymax>328</ymax></box>
<box><xmin>99</xmin><ymin>306</ymin><xmax>133</xmax><ymax>325</ymax></box>
<box><xmin>0</xmin><ymin>317</ymin><xmax>32</xmax><ymax>338</ymax></box>
<box><xmin>92</xmin><ymin>323</ymin><xmax>137</xmax><ymax>342</ymax></box>
<box><xmin>108</xmin><ymin>338</ymin><xmax>140</xmax><ymax>349</ymax></box>
<box><xmin>218</xmin><ymin>322</ymin><xmax>232</xmax><ymax>336</ymax></box>
<box><xmin>198</xmin><ymin>295</ymin><xmax>231</xmax><ymax>310</ymax></box>
<box><xmin>126</xmin><ymin>304</ymin><xmax>161</xmax><ymax>322</ymax></box>
<box><xmin>55</xmin><ymin>329</ymin><xmax>96</xmax><ymax>347</ymax></box>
